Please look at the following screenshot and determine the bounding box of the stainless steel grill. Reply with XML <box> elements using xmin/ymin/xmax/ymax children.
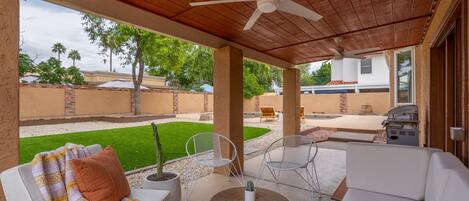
<box><xmin>382</xmin><ymin>105</ymin><xmax>419</xmax><ymax>146</ymax></box>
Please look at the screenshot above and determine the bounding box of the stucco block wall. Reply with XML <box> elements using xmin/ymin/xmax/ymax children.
<box><xmin>20</xmin><ymin>87</ymin><xmax>65</xmax><ymax>118</ymax></box>
<box><xmin>259</xmin><ymin>95</ymin><xmax>283</xmax><ymax>111</ymax></box>
<box><xmin>347</xmin><ymin>93</ymin><xmax>390</xmax><ymax>114</ymax></box>
<box><xmin>141</xmin><ymin>92</ymin><xmax>173</xmax><ymax>115</ymax></box>
<box><xmin>207</xmin><ymin>94</ymin><xmax>214</xmax><ymax>112</ymax></box>
<box><xmin>178</xmin><ymin>93</ymin><xmax>204</xmax><ymax>113</ymax></box>
<box><xmin>302</xmin><ymin>94</ymin><xmax>341</xmax><ymax>114</ymax></box>
<box><xmin>75</xmin><ymin>89</ymin><xmax>131</xmax><ymax>115</ymax></box>
<box><xmin>244</xmin><ymin>98</ymin><xmax>257</xmax><ymax>113</ymax></box>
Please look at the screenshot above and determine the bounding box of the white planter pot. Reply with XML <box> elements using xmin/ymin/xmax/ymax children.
<box><xmin>143</xmin><ymin>172</ymin><xmax>181</xmax><ymax>201</ymax></box>
<box><xmin>245</xmin><ymin>190</ymin><xmax>255</xmax><ymax>201</ymax></box>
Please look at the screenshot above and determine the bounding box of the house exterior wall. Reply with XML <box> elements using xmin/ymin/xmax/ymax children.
<box><xmin>357</xmin><ymin>54</ymin><xmax>390</xmax><ymax>85</ymax></box>
<box><xmin>387</xmin><ymin>0</ymin><xmax>464</xmax><ymax>147</ymax></box>
<box><xmin>342</xmin><ymin>58</ymin><xmax>359</xmax><ymax>82</ymax></box>
<box><xmin>331</xmin><ymin>59</ymin><xmax>343</xmax><ymax>81</ymax></box>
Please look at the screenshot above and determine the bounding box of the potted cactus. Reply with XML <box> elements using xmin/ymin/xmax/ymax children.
<box><xmin>143</xmin><ymin>123</ymin><xmax>181</xmax><ymax>201</ymax></box>
<box><xmin>245</xmin><ymin>180</ymin><xmax>256</xmax><ymax>201</ymax></box>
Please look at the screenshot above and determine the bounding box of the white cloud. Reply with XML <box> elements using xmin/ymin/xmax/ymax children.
<box><xmin>20</xmin><ymin>0</ymin><xmax>131</xmax><ymax>73</ymax></box>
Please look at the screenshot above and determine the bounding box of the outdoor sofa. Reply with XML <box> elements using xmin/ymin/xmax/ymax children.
<box><xmin>344</xmin><ymin>142</ymin><xmax>469</xmax><ymax>201</ymax></box>
<box><xmin>0</xmin><ymin>144</ymin><xmax>170</xmax><ymax>201</ymax></box>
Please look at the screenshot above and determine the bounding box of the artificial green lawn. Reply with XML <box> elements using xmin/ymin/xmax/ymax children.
<box><xmin>20</xmin><ymin>122</ymin><xmax>270</xmax><ymax>171</ymax></box>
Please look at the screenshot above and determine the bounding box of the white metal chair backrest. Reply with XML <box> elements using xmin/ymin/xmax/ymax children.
<box><xmin>265</xmin><ymin>135</ymin><xmax>318</xmax><ymax>169</ymax></box>
<box><xmin>185</xmin><ymin>132</ymin><xmax>238</xmax><ymax>167</ymax></box>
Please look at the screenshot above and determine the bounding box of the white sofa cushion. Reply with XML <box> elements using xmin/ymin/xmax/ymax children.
<box><xmin>1</xmin><ymin>144</ymin><xmax>170</xmax><ymax>201</ymax></box>
<box><xmin>440</xmin><ymin>170</ymin><xmax>469</xmax><ymax>201</ymax></box>
<box><xmin>129</xmin><ymin>189</ymin><xmax>171</xmax><ymax>201</ymax></box>
<box><xmin>343</xmin><ymin>188</ymin><xmax>416</xmax><ymax>201</ymax></box>
<box><xmin>346</xmin><ymin>143</ymin><xmax>440</xmax><ymax>200</ymax></box>
<box><xmin>425</xmin><ymin>152</ymin><xmax>467</xmax><ymax>201</ymax></box>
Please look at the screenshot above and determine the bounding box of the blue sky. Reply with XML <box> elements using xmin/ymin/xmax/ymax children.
<box><xmin>20</xmin><ymin>0</ymin><xmax>324</xmax><ymax>74</ymax></box>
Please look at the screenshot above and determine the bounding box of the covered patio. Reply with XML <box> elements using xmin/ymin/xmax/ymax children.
<box><xmin>1</xmin><ymin>0</ymin><xmax>469</xmax><ymax>201</ymax></box>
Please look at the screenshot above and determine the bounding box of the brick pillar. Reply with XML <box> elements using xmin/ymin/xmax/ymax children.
<box><xmin>340</xmin><ymin>93</ymin><xmax>348</xmax><ymax>114</ymax></box>
<box><xmin>130</xmin><ymin>90</ymin><xmax>135</xmax><ymax>113</ymax></box>
<box><xmin>254</xmin><ymin>96</ymin><xmax>260</xmax><ymax>112</ymax></box>
<box><xmin>64</xmin><ymin>84</ymin><xmax>76</xmax><ymax>116</ymax></box>
<box><xmin>203</xmin><ymin>93</ymin><xmax>209</xmax><ymax>112</ymax></box>
<box><xmin>173</xmin><ymin>92</ymin><xmax>179</xmax><ymax>114</ymax></box>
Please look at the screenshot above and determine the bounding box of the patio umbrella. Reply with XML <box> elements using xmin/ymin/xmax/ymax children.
<box><xmin>97</xmin><ymin>79</ymin><xmax>149</xmax><ymax>90</ymax></box>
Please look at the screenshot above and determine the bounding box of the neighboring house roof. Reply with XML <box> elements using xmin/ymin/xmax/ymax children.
<box><xmin>81</xmin><ymin>70</ymin><xmax>166</xmax><ymax>88</ymax></box>
<box><xmin>97</xmin><ymin>79</ymin><xmax>149</xmax><ymax>90</ymax></box>
<box><xmin>200</xmin><ymin>84</ymin><xmax>213</xmax><ymax>93</ymax></box>
<box><xmin>327</xmin><ymin>80</ymin><xmax>358</xmax><ymax>85</ymax></box>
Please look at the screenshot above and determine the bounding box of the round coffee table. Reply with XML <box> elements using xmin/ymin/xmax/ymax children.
<box><xmin>210</xmin><ymin>187</ymin><xmax>289</xmax><ymax>201</ymax></box>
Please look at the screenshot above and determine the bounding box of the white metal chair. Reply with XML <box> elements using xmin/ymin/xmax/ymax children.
<box><xmin>184</xmin><ymin>132</ymin><xmax>244</xmax><ymax>201</ymax></box>
<box><xmin>256</xmin><ymin>135</ymin><xmax>321</xmax><ymax>200</ymax></box>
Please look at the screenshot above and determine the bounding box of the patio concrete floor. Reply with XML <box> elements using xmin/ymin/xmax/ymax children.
<box><xmin>183</xmin><ymin>146</ymin><xmax>345</xmax><ymax>201</ymax></box>
<box><xmin>184</xmin><ymin>174</ymin><xmax>333</xmax><ymax>201</ymax></box>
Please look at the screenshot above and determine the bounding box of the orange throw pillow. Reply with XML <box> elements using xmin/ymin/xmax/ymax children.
<box><xmin>71</xmin><ymin>146</ymin><xmax>130</xmax><ymax>201</ymax></box>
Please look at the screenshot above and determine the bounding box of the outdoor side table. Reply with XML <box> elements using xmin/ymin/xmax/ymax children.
<box><xmin>210</xmin><ymin>187</ymin><xmax>289</xmax><ymax>201</ymax></box>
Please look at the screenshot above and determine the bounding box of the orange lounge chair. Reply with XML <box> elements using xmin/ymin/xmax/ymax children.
<box><xmin>260</xmin><ymin>106</ymin><xmax>278</xmax><ymax>122</ymax></box>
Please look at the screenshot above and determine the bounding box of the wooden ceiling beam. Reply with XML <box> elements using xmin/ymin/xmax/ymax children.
<box><xmin>265</xmin><ymin>14</ymin><xmax>431</xmax><ymax>52</ymax></box>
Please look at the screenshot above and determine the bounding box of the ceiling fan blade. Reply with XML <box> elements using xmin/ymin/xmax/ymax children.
<box><xmin>343</xmin><ymin>54</ymin><xmax>365</xmax><ymax>59</ymax></box>
<box><xmin>190</xmin><ymin>0</ymin><xmax>254</xmax><ymax>7</ymax></box>
<box><xmin>243</xmin><ymin>9</ymin><xmax>263</xmax><ymax>30</ymax></box>
<box><xmin>277</xmin><ymin>0</ymin><xmax>322</xmax><ymax>21</ymax></box>
<box><xmin>328</xmin><ymin>47</ymin><xmax>342</xmax><ymax>56</ymax></box>
<box><xmin>346</xmin><ymin>47</ymin><xmax>381</xmax><ymax>55</ymax></box>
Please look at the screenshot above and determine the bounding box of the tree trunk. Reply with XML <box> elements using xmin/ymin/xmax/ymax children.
<box><xmin>132</xmin><ymin>35</ymin><xmax>144</xmax><ymax>115</ymax></box>
<box><xmin>72</xmin><ymin>59</ymin><xmax>75</xmax><ymax>66</ymax></box>
<box><xmin>58</xmin><ymin>53</ymin><xmax>60</xmax><ymax>62</ymax></box>
<box><xmin>109</xmin><ymin>48</ymin><xmax>113</xmax><ymax>72</ymax></box>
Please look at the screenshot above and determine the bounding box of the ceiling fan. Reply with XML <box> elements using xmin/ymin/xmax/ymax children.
<box><xmin>329</xmin><ymin>37</ymin><xmax>381</xmax><ymax>60</ymax></box>
<box><xmin>190</xmin><ymin>0</ymin><xmax>323</xmax><ymax>31</ymax></box>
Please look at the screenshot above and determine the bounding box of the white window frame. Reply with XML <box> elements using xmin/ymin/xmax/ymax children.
<box><xmin>360</xmin><ymin>58</ymin><xmax>372</xmax><ymax>75</ymax></box>
<box><xmin>394</xmin><ymin>47</ymin><xmax>416</xmax><ymax>105</ymax></box>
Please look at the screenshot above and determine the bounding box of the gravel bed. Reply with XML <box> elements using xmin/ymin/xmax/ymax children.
<box><xmin>125</xmin><ymin>119</ymin><xmax>315</xmax><ymax>188</ymax></box>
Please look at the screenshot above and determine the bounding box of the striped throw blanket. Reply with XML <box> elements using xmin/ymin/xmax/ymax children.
<box><xmin>32</xmin><ymin>143</ymin><xmax>91</xmax><ymax>201</ymax></box>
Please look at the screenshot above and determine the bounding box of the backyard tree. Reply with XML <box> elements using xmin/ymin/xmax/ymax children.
<box><xmin>67</xmin><ymin>49</ymin><xmax>81</xmax><ymax>67</ymax></box>
<box><xmin>64</xmin><ymin>66</ymin><xmax>85</xmax><ymax>85</ymax></box>
<box><xmin>82</xmin><ymin>14</ymin><xmax>156</xmax><ymax>115</ymax></box>
<box><xmin>51</xmin><ymin>42</ymin><xmax>66</xmax><ymax>62</ymax></box>
<box><xmin>82</xmin><ymin>14</ymin><xmax>121</xmax><ymax>72</ymax></box>
<box><xmin>311</xmin><ymin>61</ymin><xmax>331</xmax><ymax>85</ymax></box>
<box><xmin>36</xmin><ymin>57</ymin><xmax>85</xmax><ymax>85</ymax></box>
<box><xmin>19</xmin><ymin>52</ymin><xmax>35</xmax><ymax>77</ymax></box>
<box><xmin>114</xmin><ymin>25</ymin><xmax>160</xmax><ymax>115</ymax></box>
<box><xmin>36</xmin><ymin>57</ymin><xmax>66</xmax><ymax>84</ymax></box>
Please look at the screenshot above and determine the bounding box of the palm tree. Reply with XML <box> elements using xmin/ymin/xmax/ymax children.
<box><xmin>68</xmin><ymin>50</ymin><xmax>81</xmax><ymax>66</ymax></box>
<box><xmin>102</xmin><ymin>32</ymin><xmax>119</xmax><ymax>72</ymax></box>
<box><xmin>51</xmin><ymin>43</ymin><xmax>66</xmax><ymax>61</ymax></box>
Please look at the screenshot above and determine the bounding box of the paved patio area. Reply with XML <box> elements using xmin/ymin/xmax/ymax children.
<box><xmin>19</xmin><ymin>113</ymin><xmax>384</xmax><ymax>200</ymax></box>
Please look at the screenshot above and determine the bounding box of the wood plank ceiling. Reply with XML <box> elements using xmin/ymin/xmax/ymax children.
<box><xmin>119</xmin><ymin>0</ymin><xmax>437</xmax><ymax>65</ymax></box>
